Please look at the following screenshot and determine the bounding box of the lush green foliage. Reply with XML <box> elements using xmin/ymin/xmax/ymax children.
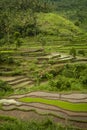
<box><xmin>51</xmin><ymin>0</ymin><xmax>87</xmax><ymax>30</ymax></box>
<box><xmin>0</xmin><ymin>52</ymin><xmax>15</xmax><ymax>64</ymax></box>
<box><xmin>0</xmin><ymin>0</ymin><xmax>87</xmax><ymax>47</ymax></box>
<box><xmin>0</xmin><ymin>80</ymin><xmax>13</xmax><ymax>98</ymax></box>
<box><xmin>0</xmin><ymin>116</ymin><xmax>82</xmax><ymax>130</ymax></box>
<box><xmin>0</xmin><ymin>80</ymin><xmax>11</xmax><ymax>92</ymax></box>
<box><xmin>47</xmin><ymin>64</ymin><xmax>87</xmax><ymax>91</ymax></box>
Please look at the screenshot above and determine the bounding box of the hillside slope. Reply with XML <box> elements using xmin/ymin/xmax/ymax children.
<box><xmin>37</xmin><ymin>13</ymin><xmax>85</xmax><ymax>41</ymax></box>
<box><xmin>37</xmin><ymin>13</ymin><xmax>81</xmax><ymax>35</ymax></box>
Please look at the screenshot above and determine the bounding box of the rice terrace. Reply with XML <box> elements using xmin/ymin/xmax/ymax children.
<box><xmin>0</xmin><ymin>0</ymin><xmax>87</xmax><ymax>130</ymax></box>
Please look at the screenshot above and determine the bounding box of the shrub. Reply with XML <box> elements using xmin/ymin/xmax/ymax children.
<box><xmin>78</xmin><ymin>50</ymin><xmax>85</xmax><ymax>56</ymax></box>
<box><xmin>7</xmin><ymin>57</ymin><xmax>15</xmax><ymax>64</ymax></box>
<box><xmin>0</xmin><ymin>80</ymin><xmax>13</xmax><ymax>92</ymax></box>
<box><xmin>80</xmin><ymin>76</ymin><xmax>87</xmax><ymax>85</ymax></box>
<box><xmin>69</xmin><ymin>48</ymin><xmax>76</xmax><ymax>58</ymax></box>
<box><xmin>12</xmin><ymin>69</ymin><xmax>23</xmax><ymax>76</ymax></box>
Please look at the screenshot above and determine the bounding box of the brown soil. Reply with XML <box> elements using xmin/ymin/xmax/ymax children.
<box><xmin>8</xmin><ymin>91</ymin><xmax>87</xmax><ymax>103</ymax></box>
<box><xmin>2</xmin><ymin>102</ymin><xmax>87</xmax><ymax>121</ymax></box>
<box><xmin>0</xmin><ymin>110</ymin><xmax>87</xmax><ymax>129</ymax></box>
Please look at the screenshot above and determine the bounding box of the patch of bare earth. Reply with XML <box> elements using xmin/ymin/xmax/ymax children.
<box><xmin>2</xmin><ymin>102</ymin><xmax>87</xmax><ymax>122</ymax></box>
<box><xmin>8</xmin><ymin>92</ymin><xmax>87</xmax><ymax>103</ymax></box>
<box><xmin>0</xmin><ymin>110</ymin><xmax>87</xmax><ymax>129</ymax></box>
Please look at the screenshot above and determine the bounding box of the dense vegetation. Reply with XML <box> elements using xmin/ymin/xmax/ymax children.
<box><xmin>51</xmin><ymin>0</ymin><xmax>87</xmax><ymax>30</ymax></box>
<box><xmin>0</xmin><ymin>0</ymin><xmax>87</xmax><ymax>46</ymax></box>
<box><xmin>0</xmin><ymin>116</ymin><xmax>81</xmax><ymax>130</ymax></box>
<box><xmin>0</xmin><ymin>80</ymin><xmax>13</xmax><ymax>98</ymax></box>
<box><xmin>27</xmin><ymin>63</ymin><xmax>87</xmax><ymax>93</ymax></box>
<box><xmin>48</xmin><ymin>64</ymin><xmax>87</xmax><ymax>91</ymax></box>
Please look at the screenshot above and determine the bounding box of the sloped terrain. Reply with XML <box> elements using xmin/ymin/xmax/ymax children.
<box><xmin>0</xmin><ymin>0</ymin><xmax>87</xmax><ymax>129</ymax></box>
<box><xmin>37</xmin><ymin>13</ymin><xmax>82</xmax><ymax>36</ymax></box>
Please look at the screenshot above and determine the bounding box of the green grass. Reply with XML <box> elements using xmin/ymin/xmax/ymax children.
<box><xmin>0</xmin><ymin>116</ymin><xmax>81</xmax><ymax>130</ymax></box>
<box><xmin>0</xmin><ymin>115</ymin><xmax>17</xmax><ymax>122</ymax></box>
<box><xmin>19</xmin><ymin>97</ymin><xmax>87</xmax><ymax>112</ymax></box>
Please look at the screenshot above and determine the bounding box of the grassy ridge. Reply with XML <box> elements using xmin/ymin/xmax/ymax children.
<box><xmin>19</xmin><ymin>97</ymin><xmax>87</xmax><ymax>112</ymax></box>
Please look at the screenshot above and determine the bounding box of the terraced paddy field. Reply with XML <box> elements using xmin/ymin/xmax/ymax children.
<box><xmin>19</xmin><ymin>98</ymin><xmax>87</xmax><ymax>112</ymax></box>
<box><xmin>0</xmin><ymin>48</ymin><xmax>87</xmax><ymax>91</ymax></box>
<box><xmin>0</xmin><ymin>47</ymin><xmax>87</xmax><ymax>129</ymax></box>
<box><xmin>0</xmin><ymin>1</ymin><xmax>87</xmax><ymax>129</ymax></box>
<box><xmin>0</xmin><ymin>92</ymin><xmax>87</xmax><ymax>129</ymax></box>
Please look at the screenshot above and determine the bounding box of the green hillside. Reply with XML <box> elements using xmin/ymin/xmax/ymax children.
<box><xmin>0</xmin><ymin>0</ymin><xmax>87</xmax><ymax>46</ymax></box>
<box><xmin>37</xmin><ymin>13</ymin><xmax>82</xmax><ymax>36</ymax></box>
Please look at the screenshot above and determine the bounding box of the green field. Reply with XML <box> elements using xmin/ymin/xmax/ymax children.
<box><xmin>19</xmin><ymin>97</ymin><xmax>87</xmax><ymax>112</ymax></box>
